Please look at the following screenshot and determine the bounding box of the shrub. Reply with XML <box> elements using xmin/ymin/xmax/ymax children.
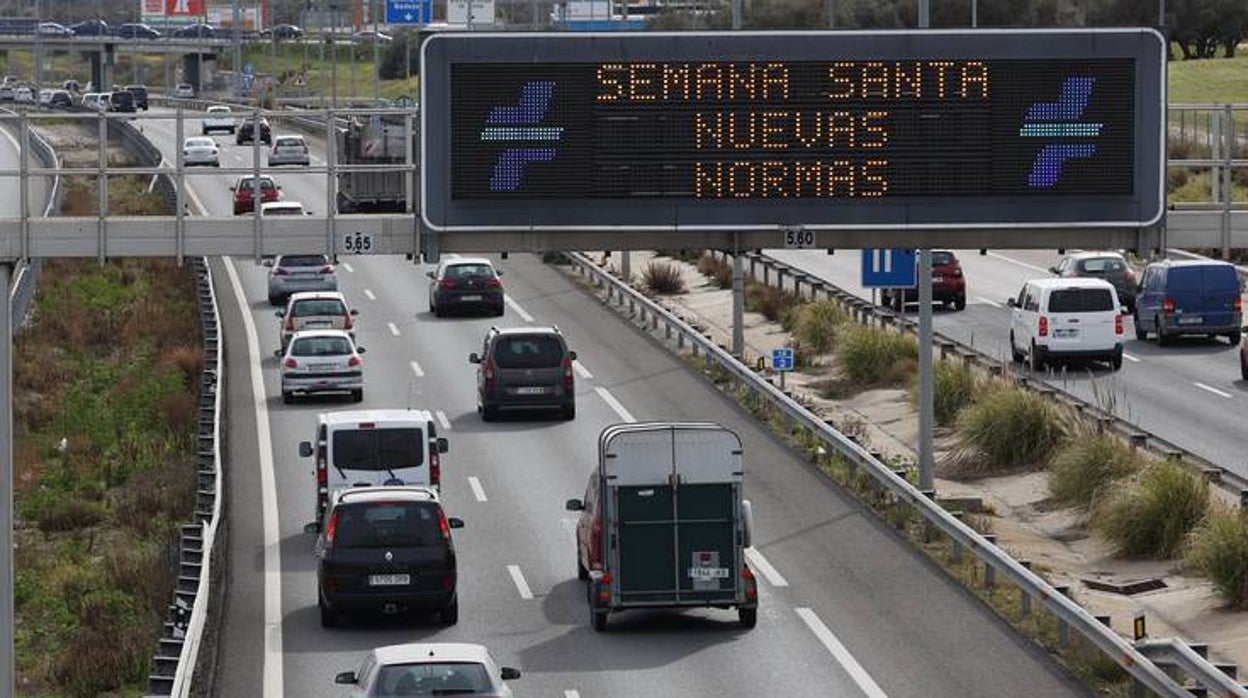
<box><xmin>696</xmin><ymin>253</ymin><xmax>734</xmax><ymax>289</ymax></box>
<box><xmin>948</xmin><ymin>383</ymin><xmax>1068</xmax><ymax>474</ymax></box>
<box><xmin>792</xmin><ymin>299</ymin><xmax>849</xmax><ymax>355</ymax></box>
<box><xmin>1093</xmin><ymin>461</ymin><xmax>1209</xmax><ymax>558</ymax></box>
<box><xmin>37</xmin><ymin>498</ymin><xmax>106</xmax><ymax>533</ymax></box>
<box><xmin>1047</xmin><ymin>434</ymin><xmax>1144</xmax><ymax>509</ymax></box>
<box><xmin>642</xmin><ymin>261</ymin><xmax>687</xmax><ymax>295</ymax></box>
<box><xmin>1185</xmin><ymin>507</ymin><xmax>1248</xmax><ymax>608</ymax></box>
<box><xmin>745</xmin><ymin>282</ymin><xmax>798</xmax><ymax>322</ymax></box>
<box><xmin>836</xmin><ymin>325</ymin><xmax>917</xmax><ymax>386</ymax></box>
<box><xmin>908</xmin><ymin>360</ymin><xmax>977</xmax><ymax>426</ymax></box>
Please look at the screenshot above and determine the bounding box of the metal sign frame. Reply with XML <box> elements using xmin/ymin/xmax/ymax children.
<box><xmin>421</xmin><ymin>29</ymin><xmax>1166</xmax><ymax>251</ymax></box>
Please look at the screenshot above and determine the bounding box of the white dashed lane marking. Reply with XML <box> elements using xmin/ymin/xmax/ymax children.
<box><xmin>507</xmin><ymin>565</ymin><xmax>534</xmax><ymax>600</ymax></box>
<box><xmin>573</xmin><ymin>361</ymin><xmax>593</xmax><ymax>380</ymax></box>
<box><xmin>1194</xmin><ymin>382</ymin><xmax>1233</xmax><ymax>399</ymax></box>
<box><xmin>387</xmin><ymin>322</ymin><xmax>401</xmax><ymax>337</ymax></box>
<box><xmin>436</xmin><ymin>410</ymin><xmax>451</xmax><ymax>430</ymax></box>
<box><xmin>595</xmin><ymin>387</ymin><xmax>635</xmax><ymax>422</ymax></box>
<box><xmin>364</xmin><ymin>289</ymin><xmax>376</xmax><ymax>300</ymax></box>
<box><xmin>1122</xmin><ymin>353</ymin><xmax>1140</xmax><ymax>363</ymax></box>
<box><xmin>409</xmin><ymin>361</ymin><xmax>424</xmax><ymax>378</ymax></box>
<box><xmin>744</xmin><ymin>547</ymin><xmax>789</xmax><ymax>587</ymax></box>
<box><xmin>340</xmin><ymin>261</ymin><xmax>354</xmax><ymax>273</ymax></box>
<box><xmin>796</xmin><ymin>608</ymin><xmax>889</xmax><ymax>698</ymax></box>
<box><xmin>468</xmin><ymin>476</ymin><xmax>488</xmax><ymax>502</ymax></box>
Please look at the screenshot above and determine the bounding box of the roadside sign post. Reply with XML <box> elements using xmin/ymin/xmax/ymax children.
<box><xmin>771</xmin><ymin>347</ymin><xmax>794</xmax><ymax>390</ymax></box>
<box><xmin>917</xmin><ymin>249</ymin><xmax>934</xmax><ymax>490</ymax></box>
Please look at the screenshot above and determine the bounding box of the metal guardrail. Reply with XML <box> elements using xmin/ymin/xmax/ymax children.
<box><xmin>565</xmin><ymin>251</ymin><xmax>1245</xmax><ymax>697</ymax></box>
<box><xmin>146</xmin><ymin>258</ymin><xmax>222</xmax><ymax>696</ymax></box>
<box><xmin>3</xmin><ymin>107</ymin><xmax>59</xmax><ymax>333</ymax></box>
<box><xmin>735</xmin><ymin>250</ymin><xmax>1248</xmax><ymax>502</ymax></box>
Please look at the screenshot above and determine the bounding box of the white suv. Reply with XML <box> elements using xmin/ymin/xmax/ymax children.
<box><xmin>1008</xmin><ymin>277</ymin><xmax>1125</xmax><ymax>371</ymax></box>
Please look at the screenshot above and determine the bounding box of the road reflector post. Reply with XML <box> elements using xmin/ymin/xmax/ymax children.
<box><xmin>1055</xmin><ymin>585</ymin><xmax>1073</xmax><ymax>646</ymax></box>
<box><xmin>983</xmin><ymin>535</ymin><xmax>997</xmax><ymax>590</ymax></box>
<box><xmin>1133</xmin><ymin>613</ymin><xmax>1147</xmax><ymax>641</ymax></box>
<box><xmin>1019</xmin><ymin>560</ymin><xmax>1033</xmax><ymax>616</ymax></box>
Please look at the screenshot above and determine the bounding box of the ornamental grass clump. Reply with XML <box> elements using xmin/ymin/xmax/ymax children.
<box><xmin>1093</xmin><ymin>460</ymin><xmax>1209</xmax><ymax>558</ymax></box>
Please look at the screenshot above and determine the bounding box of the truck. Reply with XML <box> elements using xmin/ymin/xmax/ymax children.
<box><xmin>334</xmin><ymin>113</ymin><xmax>414</xmax><ymax>213</ymax></box>
<box><xmin>565</xmin><ymin>422</ymin><xmax>758</xmax><ymax>631</ymax></box>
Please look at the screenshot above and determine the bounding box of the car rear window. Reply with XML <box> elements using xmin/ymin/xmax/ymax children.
<box><xmin>931</xmin><ymin>251</ymin><xmax>955</xmax><ymax>266</ymax></box>
<box><xmin>445</xmin><ymin>263</ymin><xmax>493</xmax><ymax>279</ymax></box>
<box><xmin>276</xmin><ymin>138</ymin><xmax>304</xmax><ymax>148</ymax></box>
<box><xmin>332</xmin><ymin>427</ymin><xmax>424</xmax><ymax>469</ymax></box>
<box><xmin>278</xmin><ymin>254</ymin><xmax>327</xmax><ymax>268</ymax></box>
<box><xmin>292</xmin><ymin>299</ymin><xmax>346</xmax><ymax>317</ymax></box>
<box><xmin>493</xmin><ymin>335</ymin><xmax>565</xmax><ymax>369</ymax></box>
<box><xmin>290</xmin><ymin>336</ymin><xmax>352</xmax><ymax>356</ymax></box>
<box><xmin>374</xmin><ymin>662</ymin><xmax>491</xmax><ymax>695</ymax></box>
<box><xmin>239</xmin><ymin>177</ymin><xmax>275</xmax><ymax>190</ymax></box>
<box><xmin>1077</xmin><ymin>257</ymin><xmax>1126</xmax><ymax>273</ymax></box>
<box><xmin>264</xmin><ymin>205</ymin><xmax>303</xmax><ymax>216</ymax></box>
<box><xmin>208</xmin><ymin>106</ymin><xmax>229</xmax><ymax>114</ymax></box>
<box><xmin>1048</xmin><ymin>288</ymin><xmax>1115</xmax><ymax>313</ymax></box>
<box><xmin>332</xmin><ymin>501</ymin><xmax>443</xmax><ymax>549</ymax></box>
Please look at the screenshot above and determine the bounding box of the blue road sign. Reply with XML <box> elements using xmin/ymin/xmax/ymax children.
<box><xmin>861</xmin><ymin>248</ymin><xmax>917</xmax><ymax>289</ymax></box>
<box><xmin>771</xmin><ymin>347</ymin><xmax>795</xmax><ymax>372</ymax></box>
<box><xmin>387</xmin><ymin>0</ymin><xmax>433</xmax><ymax>24</ymax></box>
<box><xmin>243</xmin><ymin>63</ymin><xmax>254</xmax><ymax>76</ymax></box>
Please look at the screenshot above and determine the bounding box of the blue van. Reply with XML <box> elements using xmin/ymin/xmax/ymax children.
<box><xmin>1134</xmin><ymin>260</ymin><xmax>1243</xmax><ymax>345</ymax></box>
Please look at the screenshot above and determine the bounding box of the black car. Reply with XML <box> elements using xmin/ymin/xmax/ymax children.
<box><xmin>107</xmin><ymin>90</ymin><xmax>136</xmax><ymax>113</ymax></box>
<box><xmin>426</xmin><ymin>257</ymin><xmax>505</xmax><ymax>317</ymax></box>
<box><xmin>262</xmin><ymin>23</ymin><xmax>303</xmax><ymax>40</ymax></box>
<box><xmin>306</xmin><ymin>487</ymin><xmax>463</xmax><ymax>628</ymax></box>
<box><xmin>48</xmin><ymin>90</ymin><xmax>72</xmax><ymax>109</ymax></box>
<box><xmin>173</xmin><ymin>23</ymin><xmax>216</xmax><ymax>38</ymax></box>
<box><xmin>116</xmin><ymin>23</ymin><xmax>161</xmax><ymax>39</ymax></box>
<box><xmin>69</xmin><ymin>19</ymin><xmax>109</xmax><ymax>36</ymax></box>
<box><xmin>469</xmin><ymin>326</ymin><xmax>577</xmax><ymax>420</ymax></box>
<box><xmin>124</xmin><ymin>84</ymin><xmax>148</xmax><ymax>110</ymax></box>
<box><xmin>236</xmin><ymin>117</ymin><xmax>272</xmax><ymax>145</ymax></box>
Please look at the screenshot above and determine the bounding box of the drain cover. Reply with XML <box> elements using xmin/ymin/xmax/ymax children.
<box><xmin>1082</xmin><ymin>578</ymin><xmax>1168</xmax><ymax>595</ymax></box>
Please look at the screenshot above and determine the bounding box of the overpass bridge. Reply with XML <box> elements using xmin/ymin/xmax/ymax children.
<box><xmin>0</xmin><ymin>36</ymin><xmax>231</xmax><ymax>97</ymax></box>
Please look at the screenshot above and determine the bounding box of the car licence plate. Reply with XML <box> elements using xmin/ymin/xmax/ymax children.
<box><xmin>460</xmin><ymin>295</ymin><xmax>483</xmax><ymax>302</ymax></box>
<box><xmin>368</xmin><ymin>574</ymin><xmax>410</xmax><ymax>586</ymax></box>
<box><xmin>688</xmin><ymin>567</ymin><xmax>729</xmax><ymax>579</ymax></box>
<box><xmin>1178</xmin><ymin>315</ymin><xmax>1203</xmax><ymax>324</ymax></box>
<box><xmin>932</xmin><ymin>276</ymin><xmax>944</xmax><ymax>282</ymax></box>
<box><xmin>515</xmin><ymin>386</ymin><xmax>546</xmax><ymax>395</ymax></box>
<box><xmin>309</xmin><ymin>363</ymin><xmax>336</xmax><ymax>371</ymax></box>
<box><xmin>1052</xmin><ymin>329</ymin><xmax>1078</xmax><ymax>338</ymax></box>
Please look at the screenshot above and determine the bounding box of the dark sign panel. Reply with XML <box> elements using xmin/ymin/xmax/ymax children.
<box><xmin>422</xmin><ymin>30</ymin><xmax>1164</xmax><ymax>233</ymax></box>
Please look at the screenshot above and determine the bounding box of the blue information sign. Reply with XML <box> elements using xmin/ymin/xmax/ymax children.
<box><xmin>861</xmin><ymin>248</ymin><xmax>917</xmax><ymax>289</ymax></box>
<box><xmin>771</xmin><ymin>347</ymin><xmax>795</xmax><ymax>372</ymax></box>
<box><xmin>387</xmin><ymin>0</ymin><xmax>432</xmax><ymax>24</ymax></box>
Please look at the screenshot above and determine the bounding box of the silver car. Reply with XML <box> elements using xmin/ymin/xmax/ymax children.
<box><xmin>276</xmin><ymin>291</ymin><xmax>357</xmax><ymax>351</ymax></box>
<box><xmin>266</xmin><ymin>254</ymin><xmax>338</xmax><ymax>305</ymax></box>
<box><xmin>268</xmin><ymin>134</ymin><xmax>311</xmax><ymax>166</ymax></box>
<box><xmin>335</xmin><ymin>643</ymin><xmax>519</xmax><ymax>697</ymax></box>
<box><xmin>182</xmin><ymin>136</ymin><xmax>220</xmax><ymax>166</ymax></box>
<box><xmin>278</xmin><ymin>330</ymin><xmax>365</xmax><ymax>404</ymax></box>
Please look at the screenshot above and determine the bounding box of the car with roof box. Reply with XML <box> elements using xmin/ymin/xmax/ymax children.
<box><xmin>304</xmin><ymin>486</ymin><xmax>462</xmax><ymax>628</ymax></box>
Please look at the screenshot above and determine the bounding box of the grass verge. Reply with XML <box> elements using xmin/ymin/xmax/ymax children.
<box><xmin>1185</xmin><ymin>507</ymin><xmax>1248</xmax><ymax>608</ymax></box>
<box><xmin>1093</xmin><ymin>460</ymin><xmax>1210</xmax><ymax>559</ymax></box>
<box><xmin>1047</xmin><ymin>433</ymin><xmax>1146</xmax><ymax>509</ymax></box>
<box><xmin>908</xmin><ymin>359</ymin><xmax>977</xmax><ymax>426</ymax></box>
<box><xmin>696</xmin><ymin>253</ymin><xmax>734</xmax><ymax>289</ymax></box>
<box><xmin>946</xmin><ymin>380</ymin><xmax>1069</xmax><ymax>475</ymax></box>
<box><xmin>641</xmin><ymin>261</ymin><xmax>686</xmax><ymax>295</ymax></box>
<box><xmin>835</xmin><ymin>325</ymin><xmax>917</xmax><ymax>386</ymax></box>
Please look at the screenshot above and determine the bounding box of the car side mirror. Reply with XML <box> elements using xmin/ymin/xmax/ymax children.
<box><xmin>500</xmin><ymin>667</ymin><xmax>521</xmax><ymax>681</ymax></box>
<box><xmin>303</xmin><ymin>521</ymin><xmax>321</xmax><ymax>534</ymax></box>
<box><xmin>350</xmin><ymin>309</ymin><xmax>359</xmax><ymax>316</ymax></box>
<box><xmin>1122</xmin><ymin>306</ymin><xmax>1130</xmax><ymax>315</ymax></box>
<box><xmin>568</xmin><ymin>350</ymin><xmax>577</xmax><ymax>361</ymax></box>
<box><xmin>496</xmin><ymin>269</ymin><xmax>505</xmax><ymax>276</ymax></box>
<box><xmin>334</xmin><ymin>671</ymin><xmax>357</xmax><ymax>685</ymax></box>
<box><xmin>274</xmin><ymin>310</ymin><xmax>284</xmax><ymax>318</ymax></box>
<box><xmin>447</xmin><ymin>517</ymin><xmax>464</xmax><ymax>529</ymax></box>
<box><xmin>565</xmin><ymin>498</ymin><xmax>584</xmax><ymax>511</ymax></box>
<box><xmin>263</xmin><ymin>259</ymin><xmax>274</xmax><ymax>267</ymax></box>
<box><xmin>273</xmin><ymin>348</ymin><xmax>282</xmax><ymax>357</ymax></box>
<box><xmin>468</xmin><ymin>353</ymin><xmax>481</xmax><ymax>364</ymax></box>
<box><xmin>436</xmin><ymin>437</ymin><xmax>448</xmax><ymax>454</ymax></box>
<box><xmin>356</xmin><ymin>346</ymin><xmax>366</xmax><ymax>354</ymax></box>
<box><xmin>426</xmin><ymin>271</ymin><xmax>436</xmax><ymax>279</ymax></box>
<box><xmin>299</xmin><ymin>441</ymin><xmax>313</xmax><ymax>458</ymax></box>
<box><xmin>1006</xmin><ymin>298</ymin><xmax>1017</xmax><ymax>308</ymax></box>
<box><xmin>229</xmin><ymin>185</ymin><xmax>235</xmax><ymax>191</ymax></box>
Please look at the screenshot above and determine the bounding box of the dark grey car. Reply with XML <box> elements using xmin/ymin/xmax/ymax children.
<box><xmin>428</xmin><ymin>258</ymin><xmax>505</xmax><ymax>317</ymax></box>
<box><xmin>470</xmin><ymin>327</ymin><xmax>576</xmax><ymax>420</ymax></box>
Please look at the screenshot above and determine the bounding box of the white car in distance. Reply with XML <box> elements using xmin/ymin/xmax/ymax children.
<box><xmin>172</xmin><ymin>82</ymin><xmax>194</xmax><ymax>98</ymax></box>
<box><xmin>182</xmin><ymin>136</ymin><xmax>220</xmax><ymax>166</ymax></box>
<box><xmin>200</xmin><ymin>105</ymin><xmax>235</xmax><ymax>135</ymax></box>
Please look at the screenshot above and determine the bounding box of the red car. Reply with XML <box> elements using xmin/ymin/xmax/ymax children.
<box><xmin>231</xmin><ymin>175</ymin><xmax>281</xmax><ymax>215</ymax></box>
<box><xmin>881</xmin><ymin>249</ymin><xmax>967</xmax><ymax>311</ymax></box>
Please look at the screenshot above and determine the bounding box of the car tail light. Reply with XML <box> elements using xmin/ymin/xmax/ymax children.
<box><xmin>742</xmin><ymin>565</ymin><xmax>758</xmax><ymax>601</ymax></box>
<box><xmin>1115</xmin><ymin>314</ymin><xmax>1123</xmax><ymax>335</ymax></box>
<box><xmin>439</xmin><ymin>278</ymin><xmax>456</xmax><ymax>290</ymax></box>
<box><xmin>590</xmin><ymin>517</ymin><xmax>603</xmax><ymax>570</ymax></box>
<box><xmin>283</xmin><ymin>315</ymin><xmax>293</xmax><ymax>331</ymax></box>
<box><xmin>437</xmin><ymin>508</ymin><xmax>451</xmax><ymax>541</ymax></box>
<box><xmin>283</xmin><ymin>357</ymin><xmax>298</xmax><ymax>369</ymax></box>
<box><xmin>1235</xmin><ymin>297</ymin><xmax>1243</xmax><ymax>313</ymax></box>
<box><xmin>485</xmin><ymin>277</ymin><xmax>501</xmax><ymax>288</ymax></box>
<box><xmin>347</xmin><ymin>355</ymin><xmax>362</xmax><ymax>367</ymax></box>
<box><xmin>273</xmin><ymin>267</ymin><xmax>289</xmax><ymax>276</ymax></box>
<box><xmin>441</xmin><ymin>573</ymin><xmax>455</xmax><ymax>591</ymax></box>
<box><xmin>563</xmin><ymin>356</ymin><xmax>574</xmax><ymax>390</ymax></box>
<box><xmin>429</xmin><ymin>446</ymin><xmax>441</xmax><ymax>488</ymax></box>
<box><xmin>1162</xmin><ymin>297</ymin><xmax>1175</xmax><ymax>314</ymax></box>
<box><xmin>1038</xmin><ymin>316</ymin><xmax>1048</xmax><ymax>337</ymax></box>
<box><xmin>952</xmin><ymin>268</ymin><xmax>963</xmax><ymax>278</ymax></box>
<box><xmin>319</xmin><ymin>265</ymin><xmax>334</xmax><ymax>275</ymax></box>
<box><xmin>325</xmin><ymin>510</ymin><xmax>340</xmax><ymax>548</ymax></box>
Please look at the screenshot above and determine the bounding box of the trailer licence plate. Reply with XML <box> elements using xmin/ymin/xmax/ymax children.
<box><xmin>369</xmin><ymin>574</ymin><xmax>410</xmax><ymax>586</ymax></box>
<box><xmin>689</xmin><ymin>567</ymin><xmax>729</xmax><ymax>579</ymax></box>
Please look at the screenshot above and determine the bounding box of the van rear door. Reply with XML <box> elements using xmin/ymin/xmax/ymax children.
<box><xmin>1046</xmin><ymin>286</ymin><xmax>1119</xmax><ymax>351</ymax></box>
<box><xmin>328</xmin><ymin>423</ymin><xmax>429</xmax><ymax>494</ymax></box>
<box><xmin>1198</xmin><ymin>265</ymin><xmax>1241</xmax><ymax>328</ymax></box>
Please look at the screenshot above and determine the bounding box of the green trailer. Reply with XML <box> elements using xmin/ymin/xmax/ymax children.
<box><xmin>566</xmin><ymin>422</ymin><xmax>758</xmax><ymax>631</ymax></box>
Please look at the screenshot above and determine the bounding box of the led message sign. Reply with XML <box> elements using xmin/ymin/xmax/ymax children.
<box><xmin>421</xmin><ymin>30</ymin><xmax>1165</xmax><ymax>233</ymax></box>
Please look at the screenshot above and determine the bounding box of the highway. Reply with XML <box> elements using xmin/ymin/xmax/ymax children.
<box><xmin>767</xmin><ymin>248</ymin><xmax>1248</xmax><ymax>481</ymax></box>
<box><xmin>0</xmin><ymin>116</ymin><xmax>50</xmax><ymax>218</ymax></box>
<box><xmin>132</xmin><ymin>110</ymin><xmax>1086</xmax><ymax>697</ymax></box>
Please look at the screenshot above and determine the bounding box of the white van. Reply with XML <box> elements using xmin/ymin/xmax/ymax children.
<box><xmin>299</xmin><ymin>409</ymin><xmax>447</xmax><ymax>521</ymax></box>
<box><xmin>1008</xmin><ymin>277</ymin><xmax>1125</xmax><ymax>371</ymax></box>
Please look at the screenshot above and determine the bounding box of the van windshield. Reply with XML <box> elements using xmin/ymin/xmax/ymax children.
<box><xmin>333</xmin><ymin>427</ymin><xmax>424</xmax><ymax>470</ymax></box>
<box><xmin>1049</xmin><ymin>288</ymin><xmax>1115</xmax><ymax>313</ymax></box>
<box><xmin>333</xmin><ymin>501</ymin><xmax>442</xmax><ymax>548</ymax></box>
<box><xmin>493</xmin><ymin>335</ymin><xmax>564</xmax><ymax>369</ymax></box>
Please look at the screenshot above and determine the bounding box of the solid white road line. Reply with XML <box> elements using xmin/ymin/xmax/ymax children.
<box><xmin>505</xmin><ymin>294</ymin><xmax>534</xmax><ymax>322</ymax></box>
<box><xmin>1122</xmin><ymin>352</ymin><xmax>1141</xmax><ymax>363</ymax></box>
<box><xmin>436</xmin><ymin>410</ymin><xmax>451</xmax><ymax>430</ymax></box>
<box><xmin>409</xmin><ymin>360</ymin><xmax>424</xmax><ymax>378</ymax></box>
<box><xmin>387</xmin><ymin>322</ymin><xmax>401</xmax><ymax>337</ymax></box>
<box><xmin>987</xmin><ymin>251</ymin><xmax>1050</xmax><ymax>274</ymax></box>
<box><xmin>364</xmin><ymin>289</ymin><xmax>376</xmax><ymax>300</ymax></box>
<box><xmin>573</xmin><ymin>360</ymin><xmax>593</xmax><ymax>380</ymax></box>
<box><xmin>340</xmin><ymin>261</ymin><xmax>354</xmax><ymax>273</ymax></box>
<box><xmin>744</xmin><ymin>547</ymin><xmax>790</xmax><ymax>587</ymax></box>
<box><xmin>222</xmin><ymin>257</ymin><xmax>284</xmax><ymax>697</ymax></box>
<box><xmin>973</xmin><ymin>296</ymin><xmax>1002</xmax><ymax>308</ymax></box>
<box><xmin>564</xmin><ymin>691</ymin><xmax>582</xmax><ymax>698</ymax></box>
<box><xmin>795</xmin><ymin>608</ymin><xmax>888</xmax><ymax>698</ymax></box>
<box><xmin>1194</xmin><ymin>381</ymin><xmax>1233</xmax><ymax>399</ymax></box>
<box><xmin>507</xmin><ymin>565</ymin><xmax>534</xmax><ymax>600</ymax></box>
<box><xmin>595</xmin><ymin>386</ymin><xmax>636</xmax><ymax>422</ymax></box>
<box><xmin>468</xmin><ymin>476</ymin><xmax>488</xmax><ymax>502</ymax></box>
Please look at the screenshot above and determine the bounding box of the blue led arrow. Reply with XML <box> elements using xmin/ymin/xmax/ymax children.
<box><xmin>481</xmin><ymin>81</ymin><xmax>564</xmax><ymax>192</ymax></box>
<box><xmin>1021</xmin><ymin>76</ymin><xmax>1103</xmax><ymax>188</ymax></box>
